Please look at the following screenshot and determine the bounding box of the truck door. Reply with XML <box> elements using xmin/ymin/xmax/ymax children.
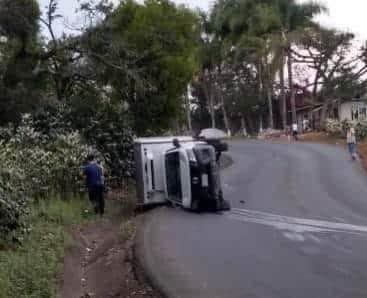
<box><xmin>164</xmin><ymin>149</ymin><xmax>191</xmax><ymax>208</ymax></box>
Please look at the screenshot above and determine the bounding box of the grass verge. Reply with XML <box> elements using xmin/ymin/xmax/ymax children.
<box><xmin>0</xmin><ymin>197</ymin><xmax>93</xmax><ymax>298</ymax></box>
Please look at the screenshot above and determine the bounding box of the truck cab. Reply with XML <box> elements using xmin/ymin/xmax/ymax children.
<box><xmin>134</xmin><ymin>136</ymin><xmax>230</xmax><ymax>211</ymax></box>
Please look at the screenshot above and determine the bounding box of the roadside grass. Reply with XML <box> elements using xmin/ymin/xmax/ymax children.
<box><xmin>0</xmin><ymin>197</ymin><xmax>93</xmax><ymax>298</ymax></box>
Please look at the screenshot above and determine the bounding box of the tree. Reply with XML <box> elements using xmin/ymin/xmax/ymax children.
<box><xmin>0</xmin><ymin>0</ymin><xmax>46</xmax><ymax>124</ymax></box>
<box><xmin>197</xmin><ymin>11</ymin><xmax>236</xmax><ymax>132</ymax></box>
<box><xmin>274</xmin><ymin>0</ymin><xmax>326</xmax><ymax>125</ymax></box>
<box><xmin>211</xmin><ymin>0</ymin><xmax>285</xmax><ymax>130</ymax></box>
<box><xmin>293</xmin><ymin>28</ymin><xmax>367</xmax><ymax>123</ymax></box>
<box><xmin>198</xmin><ymin>12</ymin><xmax>221</xmax><ymax>129</ymax></box>
<box><xmin>296</xmin><ymin>29</ymin><xmax>359</xmax><ymax>97</ymax></box>
<box><xmin>106</xmin><ymin>0</ymin><xmax>200</xmax><ymax>134</ymax></box>
<box><xmin>211</xmin><ymin>0</ymin><xmax>326</xmax><ymax>129</ymax></box>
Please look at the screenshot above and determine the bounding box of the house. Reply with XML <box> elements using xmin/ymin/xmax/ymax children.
<box><xmin>294</xmin><ymin>104</ymin><xmax>324</xmax><ymax>132</ymax></box>
<box><xmin>339</xmin><ymin>99</ymin><xmax>367</xmax><ymax>122</ymax></box>
<box><xmin>286</xmin><ymin>85</ymin><xmax>324</xmax><ymax>131</ymax></box>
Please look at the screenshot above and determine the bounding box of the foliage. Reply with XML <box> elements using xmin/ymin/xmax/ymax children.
<box><xmin>32</xmin><ymin>101</ymin><xmax>135</xmax><ymax>181</ymax></box>
<box><xmin>79</xmin><ymin>103</ymin><xmax>135</xmax><ymax>180</ymax></box>
<box><xmin>204</xmin><ymin>0</ymin><xmax>326</xmax><ymax>131</ymax></box>
<box><xmin>296</xmin><ymin>28</ymin><xmax>367</xmax><ymax>101</ymax></box>
<box><xmin>0</xmin><ymin>0</ymin><xmax>47</xmax><ymax>124</ymax></box>
<box><xmin>107</xmin><ymin>0</ymin><xmax>200</xmax><ymax>134</ymax></box>
<box><xmin>325</xmin><ymin>118</ymin><xmax>367</xmax><ymax>141</ymax></box>
<box><xmin>325</xmin><ymin>118</ymin><xmax>342</xmax><ymax>136</ymax></box>
<box><xmin>0</xmin><ymin>0</ymin><xmax>40</xmax><ymax>40</ymax></box>
<box><xmin>0</xmin><ymin>115</ymin><xmax>98</xmax><ymax>241</ymax></box>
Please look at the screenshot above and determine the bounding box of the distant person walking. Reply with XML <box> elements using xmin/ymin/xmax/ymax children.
<box><xmin>346</xmin><ymin>126</ymin><xmax>357</xmax><ymax>160</ymax></box>
<box><xmin>82</xmin><ymin>154</ymin><xmax>105</xmax><ymax>215</ymax></box>
<box><xmin>292</xmin><ymin>123</ymin><xmax>299</xmax><ymax>141</ymax></box>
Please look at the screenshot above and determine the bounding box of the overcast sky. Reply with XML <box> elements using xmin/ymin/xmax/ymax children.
<box><xmin>39</xmin><ymin>0</ymin><xmax>367</xmax><ymax>41</ymax></box>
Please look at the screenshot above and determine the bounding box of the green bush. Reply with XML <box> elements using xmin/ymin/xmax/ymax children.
<box><xmin>80</xmin><ymin>104</ymin><xmax>135</xmax><ymax>181</ymax></box>
<box><xmin>325</xmin><ymin>118</ymin><xmax>343</xmax><ymax>136</ymax></box>
<box><xmin>354</xmin><ymin>121</ymin><xmax>367</xmax><ymax>140</ymax></box>
<box><xmin>35</xmin><ymin>103</ymin><xmax>135</xmax><ymax>181</ymax></box>
<box><xmin>0</xmin><ymin>107</ymin><xmax>135</xmax><ymax>241</ymax></box>
<box><xmin>0</xmin><ymin>115</ymin><xmax>98</xmax><ymax>241</ymax></box>
<box><xmin>325</xmin><ymin>118</ymin><xmax>367</xmax><ymax>141</ymax></box>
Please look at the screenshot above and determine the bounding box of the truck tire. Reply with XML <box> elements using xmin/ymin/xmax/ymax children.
<box><xmin>191</xmin><ymin>199</ymin><xmax>201</xmax><ymax>212</ymax></box>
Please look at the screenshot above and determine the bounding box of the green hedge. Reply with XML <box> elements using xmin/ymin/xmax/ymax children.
<box><xmin>325</xmin><ymin>118</ymin><xmax>367</xmax><ymax>141</ymax></box>
<box><xmin>0</xmin><ymin>115</ymin><xmax>97</xmax><ymax>241</ymax></box>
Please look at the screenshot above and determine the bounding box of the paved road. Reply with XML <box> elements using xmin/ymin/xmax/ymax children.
<box><xmin>137</xmin><ymin>141</ymin><xmax>367</xmax><ymax>298</ymax></box>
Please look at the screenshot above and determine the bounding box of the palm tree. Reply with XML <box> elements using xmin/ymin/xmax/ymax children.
<box><xmin>275</xmin><ymin>0</ymin><xmax>326</xmax><ymax>125</ymax></box>
<box><xmin>212</xmin><ymin>0</ymin><xmax>283</xmax><ymax>130</ymax></box>
<box><xmin>199</xmin><ymin>11</ymin><xmax>235</xmax><ymax>133</ymax></box>
<box><xmin>211</xmin><ymin>0</ymin><xmax>326</xmax><ymax>129</ymax></box>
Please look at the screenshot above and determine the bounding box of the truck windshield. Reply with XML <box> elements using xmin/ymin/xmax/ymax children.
<box><xmin>165</xmin><ymin>151</ymin><xmax>182</xmax><ymax>202</ymax></box>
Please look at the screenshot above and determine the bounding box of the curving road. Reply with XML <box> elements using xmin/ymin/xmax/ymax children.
<box><xmin>137</xmin><ymin>141</ymin><xmax>367</xmax><ymax>298</ymax></box>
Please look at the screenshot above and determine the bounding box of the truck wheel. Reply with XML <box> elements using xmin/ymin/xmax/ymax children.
<box><xmin>219</xmin><ymin>199</ymin><xmax>231</xmax><ymax>211</ymax></box>
<box><xmin>191</xmin><ymin>199</ymin><xmax>200</xmax><ymax>212</ymax></box>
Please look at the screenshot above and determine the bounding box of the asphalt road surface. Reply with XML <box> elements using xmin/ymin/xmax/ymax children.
<box><xmin>138</xmin><ymin>141</ymin><xmax>367</xmax><ymax>298</ymax></box>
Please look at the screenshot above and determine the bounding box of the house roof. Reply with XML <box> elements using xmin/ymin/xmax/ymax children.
<box><xmin>288</xmin><ymin>103</ymin><xmax>323</xmax><ymax>113</ymax></box>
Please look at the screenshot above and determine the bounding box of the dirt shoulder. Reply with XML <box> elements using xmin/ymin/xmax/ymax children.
<box><xmin>301</xmin><ymin>132</ymin><xmax>367</xmax><ymax>170</ymax></box>
<box><xmin>300</xmin><ymin>131</ymin><xmax>345</xmax><ymax>145</ymax></box>
<box><xmin>262</xmin><ymin>131</ymin><xmax>367</xmax><ymax>170</ymax></box>
<box><xmin>61</xmin><ymin>200</ymin><xmax>162</xmax><ymax>298</ymax></box>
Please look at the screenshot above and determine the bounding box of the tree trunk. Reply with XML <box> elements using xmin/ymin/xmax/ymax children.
<box><xmin>174</xmin><ymin>118</ymin><xmax>180</xmax><ymax>135</ymax></box>
<box><xmin>217</xmin><ymin>65</ymin><xmax>230</xmax><ymax>134</ymax></box>
<box><xmin>240</xmin><ymin>114</ymin><xmax>248</xmax><ymax>137</ymax></box>
<box><xmin>265</xmin><ymin>56</ymin><xmax>274</xmax><ymax>130</ymax></box>
<box><xmin>267</xmin><ymin>86</ymin><xmax>274</xmax><ymax>130</ymax></box>
<box><xmin>246</xmin><ymin>115</ymin><xmax>255</xmax><ymax>134</ymax></box>
<box><xmin>320</xmin><ymin>102</ymin><xmax>328</xmax><ymax>128</ymax></box>
<box><xmin>209</xmin><ymin>94</ymin><xmax>216</xmax><ymax>128</ymax></box>
<box><xmin>185</xmin><ymin>85</ymin><xmax>192</xmax><ymax>132</ymax></box>
<box><xmin>279</xmin><ymin>53</ymin><xmax>287</xmax><ymax>130</ymax></box>
<box><xmin>259</xmin><ymin>113</ymin><xmax>263</xmax><ymax>133</ymax></box>
<box><xmin>257</xmin><ymin>62</ymin><xmax>264</xmax><ymax>134</ymax></box>
<box><xmin>202</xmin><ymin>74</ymin><xmax>216</xmax><ymax>128</ymax></box>
<box><xmin>221</xmin><ymin>105</ymin><xmax>231</xmax><ymax>136</ymax></box>
<box><xmin>219</xmin><ymin>92</ymin><xmax>231</xmax><ymax>136</ymax></box>
<box><xmin>287</xmin><ymin>49</ymin><xmax>297</xmax><ymax>124</ymax></box>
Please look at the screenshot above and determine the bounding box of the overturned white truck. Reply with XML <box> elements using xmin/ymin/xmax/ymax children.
<box><xmin>134</xmin><ymin>135</ymin><xmax>230</xmax><ymax>211</ymax></box>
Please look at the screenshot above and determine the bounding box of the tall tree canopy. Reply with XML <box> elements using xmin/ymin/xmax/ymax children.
<box><xmin>0</xmin><ymin>0</ymin><xmax>45</xmax><ymax>124</ymax></box>
<box><xmin>107</xmin><ymin>0</ymin><xmax>200</xmax><ymax>134</ymax></box>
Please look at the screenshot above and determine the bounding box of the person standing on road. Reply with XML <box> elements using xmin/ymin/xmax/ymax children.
<box><xmin>82</xmin><ymin>154</ymin><xmax>105</xmax><ymax>215</ymax></box>
<box><xmin>346</xmin><ymin>126</ymin><xmax>357</xmax><ymax>160</ymax></box>
<box><xmin>292</xmin><ymin>122</ymin><xmax>299</xmax><ymax>141</ymax></box>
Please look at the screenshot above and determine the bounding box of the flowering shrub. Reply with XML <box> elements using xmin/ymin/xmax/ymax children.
<box><xmin>0</xmin><ymin>115</ymin><xmax>98</xmax><ymax>241</ymax></box>
<box><xmin>325</xmin><ymin>119</ymin><xmax>343</xmax><ymax>136</ymax></box>
<box><xmin>0</xmin><ymin>108</ymin><xmax>136</xmax><ymax>241</ymax></box>
<box><xmin>0</xmin><ymin>142</ymin><xmax>28</xmax><ymax>239</ymax></box>
<box><xmin>35</xmin><ymin>103</ymin><xmax>135</xmax><ymax>181</ymax></box>
<box><xmin>354</xmin><ymin>121</ymin><xmax>367</xmax><ymax>140</ymax></box>
<box><xmin>325</xmin><ymin>118</ymin><xmax>367</xmax><ymax>141</ymax></box>
<box><xmin>80</xmin><ymin>104</ymin><xmax>135</xmax><ymax>181</ymax></box>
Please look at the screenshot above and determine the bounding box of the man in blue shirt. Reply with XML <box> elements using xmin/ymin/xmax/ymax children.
<box><xmin>82</xmin><ymin>154</ymin><xmax>105</xmax><ymax>215</ymax></box>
